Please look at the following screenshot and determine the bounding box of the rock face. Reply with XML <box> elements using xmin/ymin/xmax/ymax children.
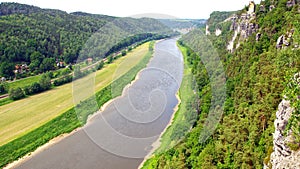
<box><xmin>266</xmin><ymin>99</ymin><xmax>300</xmax><ymax>169</ymax></box>
<box><xmin>276</xmin><ymin>29</ymin><xmax>295</xmax><ymax>49</ymax></box>
<box><xmin>287</xmin><ymin>0</ymin><xmax>296</xmax><ymax>8</ymax></box>
<box><xmin>226</xmin><ymin>12</ymin><xmax>258</xmax><ymax>52</ymax></box>
<box><xmin>265</xmin><ymin>73</ymin><xmax>300</xmax><ymax>169</ymax></box>
<box><xmin>206</xmin><ymin>25</ymin><xmax>210</xmax><ymax>35</ymax></box>
<box><xmin>215</xmin><ymin>28</ymin><xmax>222</xmax><ymax>36</ymax></box>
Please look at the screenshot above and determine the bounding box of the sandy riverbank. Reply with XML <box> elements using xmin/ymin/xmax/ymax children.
<box><xmin>4</xmin><ymin>42</ymin><xmax>157</xmax><ymax>169</ymax></box>
<box><xmin>138</xmin><ymin>92</ymin><xmax>181</xmax><ymax>169</ymax></box>
<box><xmin>4</xmin><ymin>127</ymin><xmax>81</xmax><ymax>169</ymax></box>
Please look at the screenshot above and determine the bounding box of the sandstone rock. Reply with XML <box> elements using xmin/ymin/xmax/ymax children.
<box><xmin>276</xmin><ymin>35</ymin><xmax>284</xmax><ymax>49</ymax></box>
<box><xmin>270</xmin><ymin>5</ymin><xmax>275</xmax><ymax>11</ymax></box>
<box><xmin>287</xmin><ymin>0</ymin><xmax>296</xmax><ymax>8</ymax></box>
<box><xmin>266</xmin><ymin>99</ymin><xmax>300</xmax><ymax>169</ymax></box>
<box><xmin>215</xmin><ymin>28</ymin><xmax>222</xmax><ymax>36</ymax></box>
<box><xmin>256</xmin><ymin>33</ymin><xmax>262</xmax><ymax>41</ymax></box>
<box><xmin>260</xmin><ymin>5</ymin><xmax>266</xmax><ymax>12</ymax></box>
<box><xmin>205</xmin><ymin>25</ymin><xmax>210</xmax><ymax>35</ymax></box>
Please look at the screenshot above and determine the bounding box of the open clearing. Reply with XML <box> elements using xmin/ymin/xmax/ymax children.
<box><xmin>0</xmin><ymin>42</ymin><xmax>149</xmax><ymax>146</ymax></box>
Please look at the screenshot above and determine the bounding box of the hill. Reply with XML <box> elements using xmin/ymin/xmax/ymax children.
<box><xmin>143</xmin><ymin>0</ymin><xmax>300</xmax><ymax>168</ymax></box>
<box><xmin>0</xmin><ymin>2</ymin><xmax>173</xmax><ymax>79</ymax></box>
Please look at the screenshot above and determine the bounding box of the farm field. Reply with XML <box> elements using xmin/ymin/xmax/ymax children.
<box><xmin>0</xmin><ymin>42</ymin><xmax>150</xmax><ymax>146</ymax></box>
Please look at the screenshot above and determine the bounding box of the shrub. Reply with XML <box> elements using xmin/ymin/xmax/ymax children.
<box><xmin>9</xmin><ymin>87</ymin><xmax>25</xmax><ymax>100</ymax></box>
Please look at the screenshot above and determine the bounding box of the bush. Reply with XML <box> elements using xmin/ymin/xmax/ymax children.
<box><xmin>29</xmin><ymin>82</ymin><xmax>42</xmax><ymax>94</ymax></box>
<box><xmin>9</xmin><ymin>87</ymin><xmax>25</xmax><ymax>100</ymax></box>
<box><xmin>39</xmin><ymin>74</ymin><xmax>51</xmax><ymax>91</ymax></box>
<box><xmin>0</xmin><ymin>83</ymin><xmax>8</xmax><ymax>94</ymax></box>
<box><xmin>121</xmin><ymin>50</ymin><xmax>127</xmax><ymax>56</ymax></box>
<box><xmin>53</xmin><ymin>75</ymin><xmax>72</xmax><ymax>86</ymax></box>
<box><xmin>96</xmin><ymin>61</ymin><xmax>104</xmax><ymax>70</ymax></box>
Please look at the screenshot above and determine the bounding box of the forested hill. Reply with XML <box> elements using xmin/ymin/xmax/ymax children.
<box><xmin>144</xmin><ymin>0</ymin><xmax>300</xmax><ymax>168</ymax></box>
<box><xmin>0</xmin><ymin>2</ymin><xmax>173</xmax><ymax>78</ymax></box>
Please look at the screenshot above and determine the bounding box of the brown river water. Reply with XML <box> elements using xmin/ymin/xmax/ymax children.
<box><xmin>13</xmin><ymin>38</ymin><xmax>183</xmax><ymax>169</ymax></box>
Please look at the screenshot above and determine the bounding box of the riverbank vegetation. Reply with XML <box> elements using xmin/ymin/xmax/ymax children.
<box><xmin>0</xmin><ymin>41</ymin><xmax>155</xmax><ymax>168</ymax></box>
<box><xmin>143</xmin><ymin>0</ymin><xmax>300</xmax><ymax>168</ymax></box>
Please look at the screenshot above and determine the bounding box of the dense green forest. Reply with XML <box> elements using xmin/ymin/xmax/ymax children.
<box><xmin>144</xmin><ymin>0</ymin><xmax>300</xmax><ymax>168</ymax></box>
<box><xmin>0</xmin><ymin>3</ymin><xmax>174</xmax><ymax>79</ymax></box>
<box><xmin>206</xmin><ymin>11</ymin><xmax>235</xmax><ymax>33</ymax></box>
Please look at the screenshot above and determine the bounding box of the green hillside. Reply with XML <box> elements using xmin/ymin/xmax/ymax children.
<box><xmin>144</xmin><ymin>0</ymin><xmax>300</xmax><ymax>168</ymax></box>
<box><xmin>0</xmin><ymin>2</ymin><xmax>173</xmax><ymax>79</ymax></box>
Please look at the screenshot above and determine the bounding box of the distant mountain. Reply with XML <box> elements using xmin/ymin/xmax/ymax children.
<box><xmin>0</xmin><ymin>2</ymin><xmax>173</xmax><ymax>78</ymax></box>
<box><xmin>0</xmin><ymin>2</ymin><xmax>43</xmax><ymax>16</ymax></box>
<box><xmin>158</xmin><ymin>19</ymin><xmax>206</xmax><ymax>29</ymax></box>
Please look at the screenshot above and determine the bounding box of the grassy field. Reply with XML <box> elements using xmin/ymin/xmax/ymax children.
<box><xmin>7</xmin><ymin>75</ymin><xmax>42</xmax><ymax>90</ymax></box>
<box><xmin>0</xmin><ymin>42</ymin><xmax>150</xmax><ymax>146</ymax></box>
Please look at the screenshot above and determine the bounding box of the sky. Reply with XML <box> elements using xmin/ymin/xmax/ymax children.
<box><xmin>3</xmin><ymin>0</ymin><xmax>261</xmax><ymax>19</ymax></box>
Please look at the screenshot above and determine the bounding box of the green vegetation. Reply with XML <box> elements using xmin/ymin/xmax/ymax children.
<box><xmin>206</xmin><ymin>11</ymin><xmax>235</xmax><ymax>32</ymax></box>
<box><xmin>284</xmin><ymin>73</ymin><xmax>300</xmax><ymax>151</ymax></box>
<box><xmin>0</xmin><ymin>42</ymin><xmax>150</xmax><ymax>146</ymax></box>
<box><xmin>7</xmin><ymin>74</ymin><xmax>42</xmax><ymax>89</ymax></box>
<box><xmin>144</xmin><ymin>0</ymin><xmax>300</xmax><ymax>168</ymax></box>
<box><xmin>0</xmin><ymin>41</ymin><xmax>154</xmax><ymax>168</ymax></box>
<box><xmin>0</xmin><ymin>98</ymin><xmax>13</xmax><ymax>107</ymax></box>
<box><xmin>0</xmin><ymin>3</ymin><xmax>173</xmax><ymax>79</ymax></box>
<box><xmin>152</xmin><ymin>44</ymin><xmax>199</xmax><ymax>155</ymax></box>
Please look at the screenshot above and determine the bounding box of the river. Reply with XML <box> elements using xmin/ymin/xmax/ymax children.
<box><xmin>13</xmin><ymin>38</ymin><xmax>183</xmax><ymax>169</ymax></box>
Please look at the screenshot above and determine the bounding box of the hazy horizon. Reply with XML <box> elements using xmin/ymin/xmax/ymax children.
<box><xmin>2</xmin><ymin>0</ymin><xmax>261</xmax><ymax>19</ymax></box>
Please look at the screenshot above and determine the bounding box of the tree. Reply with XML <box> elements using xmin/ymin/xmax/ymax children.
<box><xmin>29</xmin><ymin>82</ymin><xmax>42</xmax><ymax>94</ymax></box>
<box><xmin>39</xmin><ymin>74</ymin><xmax>51</xmax><ymax>91</ymax></box>
<box><xmin>74</xmin><ymin>66</ymin><xmax>82</xmax><ymax>79</ymax></box>
<box><xmin>0</xmin><ymin>82</ymin><xmax>8</xmax><ymax>94</ymax></box>
<box><xmin>29</xmin><ymin>51</ymin><xmax>43</xmax><ymax>73</ymax></box>
<box><xmin>9</xmin><ymin>87</ymin><xmax>25</xmax><ymax>100</ymax></box>
<box><xmin>96</xmin><ymin>60</ymin><xmax>104</xmax><ymax>70</ymax></box>
<box><xmin>107</xmin><ymin>56</ymin><xmax>113</xmax><ymax>64</ymax></box>
<box><xmin>0</xmin><ymin>61</ymin><xmax>15</xmax><ymax>79</ymax></box>
<box><xmin>39</xmin><ymin>58</ymin><xmax>55</xmax><ymax>72</ymax></box>
<box><xmin>121</xmin><ymin>50</ymin><xmax>127</xmax><ymax>56</ymax></box>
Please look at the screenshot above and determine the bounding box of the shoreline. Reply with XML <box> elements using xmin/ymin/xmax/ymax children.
<box><xmin>4</xmin><ymin>41</ymin><xmax>157</xmax><ymax>169</ymax></box>
<box><xmin>137</xmin><ymin>91</ymin><xmax>181</xmax><ymax>169</ymax></box>
<box><xmin>3</xmin><ymin>127</ymin><xmax>81</xmax><ymax>169</ymax></box>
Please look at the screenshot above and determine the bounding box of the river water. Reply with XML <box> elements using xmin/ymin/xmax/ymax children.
<box><xmin>14</xmin><ymin>38</ymin><xmax>183</xmax><ymax>169</ymax></box>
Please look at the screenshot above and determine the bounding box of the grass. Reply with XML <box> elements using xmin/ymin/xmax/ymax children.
<box><xmin>7</xmin><ymin>74</ymin><xmax>42</xmax><ymax>90</ymax></box>
<box><xmin>0</xmin><ymin>42</ymin><xmax>150</xmax><ymax>146</ymax></box>
<box><xmin>0</xmin><ymin>41</ymin><xmax>154</xmax><ymax>168</ymax></box>
<box><xmin>0</xmin><ymin>98</ymin><xmax>13</xmax><ymax>107</ymax></box>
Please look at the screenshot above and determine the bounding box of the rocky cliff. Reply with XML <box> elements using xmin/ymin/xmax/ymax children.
<box><xmin>265</xmin><ymin>99</ymin><xmax>300</xmax><ymax>169</ymax></box>
<box><xmin>264</xmin><ymin>72</ymin><xmax>300</xmax><ymax>169</ymax></box>
<box><xmin>206</xmin><ymin>0</ymin><xmax>300</xmax><ymax>52</ymax></box>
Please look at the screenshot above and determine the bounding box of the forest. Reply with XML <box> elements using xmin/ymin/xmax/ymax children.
<box><xmin>144</xmin><ymin>0</ymin><xmax>300</xmax><ymax>168</ymax></box>
<box><xmin>0</xmin><ymin>3</ymin><xmax>174</xmax><ymax>79</ymax></box>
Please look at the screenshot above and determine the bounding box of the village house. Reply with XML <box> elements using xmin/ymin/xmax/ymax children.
<box><xmin>14</xmin><ymin>64</ymin><xmax>29</xmax><ymax>74</ymax></box>
<box><xmin>87</xmin><ymin>58</ymin><xmax>93</xmax><ymax>64</ymax></box>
